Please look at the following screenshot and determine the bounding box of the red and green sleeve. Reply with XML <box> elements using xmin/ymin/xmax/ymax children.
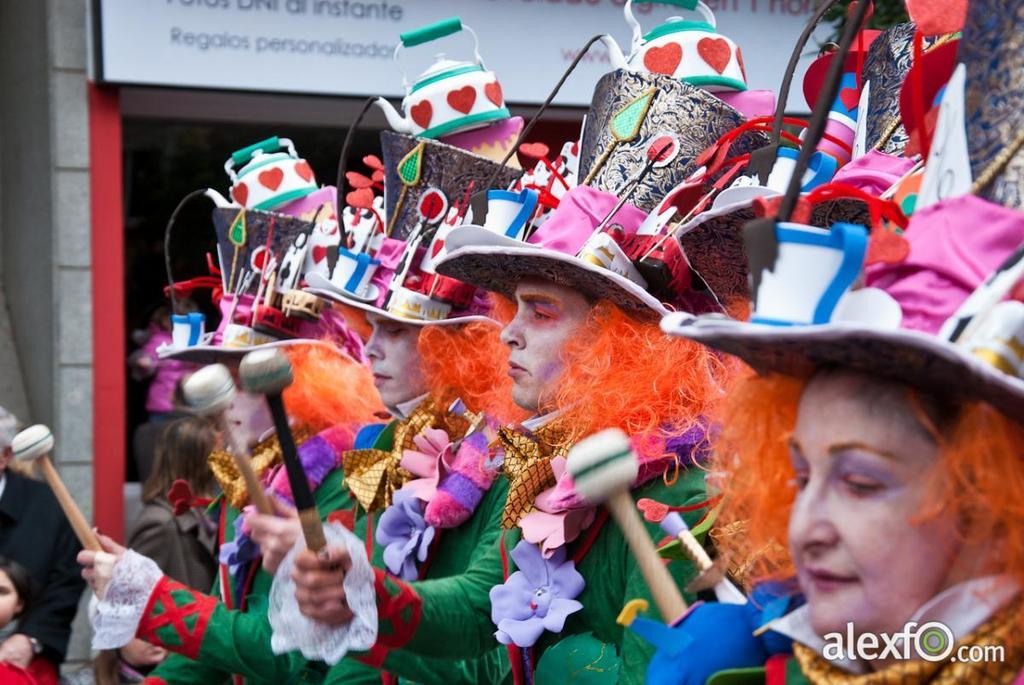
<box><xmin>144</xmin><ymin>467</ymin><xmax>352</xmax><ymax>684</ymax></box>
<box><xmin>323</xmin><ymin>477</ymin><xmax>511</xmax><ymax>684</ymax></box>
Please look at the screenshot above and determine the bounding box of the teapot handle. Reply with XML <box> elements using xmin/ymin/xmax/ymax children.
<box><xmin>400</xmin><ymin>17</ymin><xmax>462</xmax><ymax>48</ymax></box>
<box><xmin>624</xmin><ymin>0</ymin><xmax>715</xmax><ymax>52</ymax></box>
<box><xmin>393</xmin><ymin>16</ymin><xmax>485</xmax><ymax>92</ymax></box>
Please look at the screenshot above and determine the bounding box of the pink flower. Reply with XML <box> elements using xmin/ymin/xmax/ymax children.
<box><xmin>399</xmin><ymin>427</ymin><xmax>454</xmax><ymax>504</ymax></box>
<box><xmin>519</xmin><ymin>457</ymin><xmax>595</xmax><ymax>558</ymax></box>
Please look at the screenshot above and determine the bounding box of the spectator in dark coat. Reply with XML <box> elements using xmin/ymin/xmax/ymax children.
<box><xmin>0</xmin><ymin>408</ymin><xmax>85</xmax><ymax>671</ymax></box>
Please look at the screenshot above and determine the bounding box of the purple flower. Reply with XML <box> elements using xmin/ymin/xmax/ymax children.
<box><xmin>218</xmin><ymin>513</ymin><xmax>260</xmax><ymax>576</ymax></box>
<box><xmin>489</xmin><ymin>540</ymin><xmax>585</xmax><ymax>648</ymax></box>
<box><xmin>376</xmin><ymin>489</ymin><xmax>436</xmax><ymax>581</ymax></box>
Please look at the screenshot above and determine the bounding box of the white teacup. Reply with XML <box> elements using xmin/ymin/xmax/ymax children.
<box><xmin>482</xmin><ymin>188</ymin><xmax>539</xmax><ymax>241</ymax></box>
<box><xmin>753</xmin><ymin>221</ymin><xmax>869</xmax><ymax>326</ymax></box>
<box><xmin>331</xmin><ymin>248</ymin><xmax>381</xmax><ymax>300</ymax></box>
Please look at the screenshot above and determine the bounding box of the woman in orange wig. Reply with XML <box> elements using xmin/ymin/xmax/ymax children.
<box><xmin>654</xmin><ymin>171</ymin><xmax>1024</xmax><ymax>682</ymax></box>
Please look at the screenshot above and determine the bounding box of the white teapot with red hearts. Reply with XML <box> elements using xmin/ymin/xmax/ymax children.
<box><xmin>374</xmin><ymin>17</ymin><xmax>510</xmax><ymax>139</ymax></box>
<box><xmin>224</xmin><ymin>137</ymin><xmax>318</xmax><ymax>210</ymax></box>
<box><xmin>601</xmin><ymin>0</ymin><xmax>747</xmax><ymax>92</ymax></box>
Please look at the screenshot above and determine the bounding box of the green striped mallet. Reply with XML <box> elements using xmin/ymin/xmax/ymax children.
<box><xmin>184</xmin><ymin>363</ymin><xmax>274</xmax><ymax>515</ymax></box>
<box><xmin>239</xmin><ymin>348</ymin><xmax>326</xmax><ymax>552</ymax></box>
<box><xmin>12</xmin><ymin>424</ymin><xmax>101</xmax><ymax>551</ymax></box>
<box><xmin>566</xmin><ymin>428</ymin><xmax>688</xmax><ymax>624</ymax></box>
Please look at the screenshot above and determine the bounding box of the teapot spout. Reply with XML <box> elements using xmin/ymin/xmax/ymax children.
<box><xmin>599</xmin><ymin>34</ymin><xmax>629</xmax><ymax>70</ymax></box>
<box><xmin>374</xmin><ymin>97</ymin><xmax>415</xmax><ymax>134</ymax></box>
<box><xmin>203</xmin><ymin>188</ymin><xmax>234</xmax><ymax>208</ymax></box>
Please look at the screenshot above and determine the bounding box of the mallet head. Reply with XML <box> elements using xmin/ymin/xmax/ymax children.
<box><xmin>184</xmin><ymin>363</ymin><xmax>237</xmax><ymax>416</ymax></box>
<box><xmin>12</xmin><ymin>424</ymin><xmax>55</xmax><ymax>462</ymax></box>
<box><xmin>239</xmin><ymin>348</ymin><xmax>294</xmax><ymax>395</ymax></box>
<box><xmin>566</xmin><ymin>428</ymin><xmax>639</xmax><ymax>504</ymax></box>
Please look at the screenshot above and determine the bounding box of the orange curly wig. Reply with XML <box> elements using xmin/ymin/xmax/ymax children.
<box><xmin>283</xmin><ymin>344</ymin><xmax>385</xmax><ymax>433</ymax></box>
<box><xmin>710</xmin><ymin>371</ymin><xmax>1024</xmax><ymax>610</ymax></box>
<box><xmin>552</xmin><ymin>300</ymin><xmax>733</xmax><ymax>463</ymax></box>
<box><xmin>418</xmin><ymin>315</ymin><xmax>528</xmax><ymax>426</ymax></box>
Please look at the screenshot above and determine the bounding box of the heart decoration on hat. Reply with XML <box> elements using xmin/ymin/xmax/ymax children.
<box><xmin>519</xmin><ymin>142</ymin><xmax>550</xmax><ymax>160</ymax></box>
<box><xmin>485</xmin><ymin>82</ymin><xmax>504</xmax><ymax>108</ymax></box>
<box><xmin>312</xmin><ymin>245</ymin><xmax>329</xmax><ymax>263</ymax></box>
<box><xmin>294</xmin><ymin>160</ymin><xmax>314</xmax><ymax>183</ymax></box>
<box><xmin>232</xmin><ymin>183</ymin><xmax>249</xmax><ymax>206</ymax></box>
<box><xmin>697</xmin><ymin>37</ymin><xmax>732</xmax><ymax>74</ymax></box>
<box><xmin>258</xmin><ymin>167</ymin><xmax>285</xmax><ymax>191</ymax></box>
<box><xmin>447</xmin><ymin>86</ymin><xmax>477</xmax><ymax>114</ymax></box>
<box><xmin>905</xmin><ymin>0</ymin><xmax>968</xmax><ymax>35</ymax></box>
<box><xmin>643</xmin><ymin>42</ymin><xmax>683</xmax><ymax>76</ymax></box>
<box><xmin>411</xmin><ymin>100</ymin><xmax>433</xmax><ymax>129</ymax></box>
<box><xmin>347</xmin><ymin>187</ymin><xmax>375</xmax><ymax>209</ymax></box>
<box><xmin>865</xmin><ymin>227</ymin><xmax>910</xmax><ymax>265</ymax></box>
<box><xmin>839</xmin><ymin>87</ymin><xmax>861</xmax><ymax>112</ymax></box>
<box><xmin>346</xmin><ymin>172</ymin><xmax>375</xmax><ymax>189</ymax></box>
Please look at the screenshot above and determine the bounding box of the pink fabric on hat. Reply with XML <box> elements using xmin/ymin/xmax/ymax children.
<box><xmin>865</xmin><ymin>194</ymin><xmax>1024</xmax><ymax>334</ymax></box>
<box><xmin>526</xmin><ymin>185</ymin><xmax>646</xmax><ymax>255</ymax></box>
<box><xmin>832</xmin><ymin>150</ymin><xmax>917</xmax><ymax>196</ymax></box>
<box><xmin>368</xmin><ymin>237</ymin><xmax>406</xmax><ymax>307</ymax></box>
<box><xmin>716</xmin><ymin>90</ymin><xmax>777</xmax><ymax>120</ymax></box>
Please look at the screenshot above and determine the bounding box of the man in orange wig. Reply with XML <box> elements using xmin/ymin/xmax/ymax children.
<box><xmin>285</xmin><ymin>137</ymin><xmax>748</xmax><ymax>683</ymax></box>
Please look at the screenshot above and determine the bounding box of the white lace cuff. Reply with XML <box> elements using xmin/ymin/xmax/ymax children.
<box><xmin>91</xmin><ymin>550</ymin><xmax>163</xmax><ymax>649</ymax></box>
<box><xmin>269</xmin><ymin>520</ymin><xmax>378</xmax><ymax>664</ymax></box>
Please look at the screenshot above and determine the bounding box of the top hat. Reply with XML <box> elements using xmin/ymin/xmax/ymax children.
<box><xmin>160</xmin><ymin>190</ymin><xmax>362</xmax><ymax>365</ymax></box>
<box><xmin>437</xmin><ymin>68</ymin><xmax>761</xmax><ymax>320</ymax></box>
<box><xmin>961</xmin><ymin>0</ymin><xmax>1024</xmax><ymax>210</ymax></box>
<box><xmin>305</xmin><ymin>131</ymin><xmax>522</xmax><ymax>326</ymax></box>
<box><xmin>662</xmin><ymin>193</ymin><xmax>1024</xmax><ymax>423</ymax></box>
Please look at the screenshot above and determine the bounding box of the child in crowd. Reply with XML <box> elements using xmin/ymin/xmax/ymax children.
<box><xmin>0</xmin><ymin>557</ymin><xmax>55</xmax><ymax>685</ymax></box>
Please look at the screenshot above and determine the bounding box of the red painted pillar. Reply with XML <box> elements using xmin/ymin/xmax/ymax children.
<box><xmin>87</xmin><ymin>83</ymin><xmax>125</xmax><ymax>540</ymax></box>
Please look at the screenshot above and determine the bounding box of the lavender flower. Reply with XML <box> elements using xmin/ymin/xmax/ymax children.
<box><xmin>376</xmin><ymin>489</ymin><xmax>436</xmax><ymax>580</ymax></box>
<box><xmin>489</xmin><ymin>540</ymin><xmax>585</xmax><ymax>647</ymax></box>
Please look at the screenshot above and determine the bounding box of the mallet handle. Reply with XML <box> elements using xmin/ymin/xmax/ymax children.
<box><xmin>38</xmin><ymin>456</ymin><xmax>102</xmax><ymax>551</ymax></box>
<box><xmin>217</xmin><ymin>416</ymin><xmax>274</xmax><ymax>515</ymax></box>
<box><xmin>265</xmin><ymin>393</ymin><xmax>325</xmax><ymax>552</ymax></box>
<box><xmin>605</xmin><ymin>491</ymin><xmax>687</xmax><ymax>624</ymax></box>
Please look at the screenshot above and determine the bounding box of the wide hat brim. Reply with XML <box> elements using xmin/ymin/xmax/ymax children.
<box><xmin>437</xmin><ymin>226</ymin><xmax>669</xmax><ymax>321</ymax></box>
<box><xmin>661</xmin><ymin>313</ymin><xmax>1024</xmax><ymax>423</ymax></box>
<box><xmin>158</xmin><ymin>338</ymin><xmax>350</xmax><ymax>365</ymax></box>
<box><xmin>304</xmin><ymin>272</ymin><xmax>496</xmax><ymax>328</ymax></box>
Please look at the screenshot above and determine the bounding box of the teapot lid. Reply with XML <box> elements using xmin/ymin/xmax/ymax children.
<box><xmin>411</xmin><ymin>57</ymin><xmax>483</xmax><ymax>93</ymax></box>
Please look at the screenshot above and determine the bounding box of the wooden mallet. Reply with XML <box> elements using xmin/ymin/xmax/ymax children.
<box><xmin>12</xmin><ymin>425</ymin><xmax>102</xmax><ymax>551</ymax></box>
<box><xmin>183</xmin><ymin>363</ymin><xmax>274</xmax><ymax>515</ymax></box>
<box><xmin>566</xmin><ymin>428</ymin><xmax>688</xmax><ymax>625</ymax></box>
<box><xmin>238</xmin><ymin>348</ymin><xmax>326</xmax><ymax>552</ymax></box>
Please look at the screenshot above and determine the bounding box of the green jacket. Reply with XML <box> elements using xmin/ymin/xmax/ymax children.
<box><xmin>324</xmin><ymin>417</ymin><xmax>511</xmax><ymax>685</ymax></box>
<box><xmin>361</xmin><ymin>441</ymin><xmax>709</xmax><ymax>685</ymax></box>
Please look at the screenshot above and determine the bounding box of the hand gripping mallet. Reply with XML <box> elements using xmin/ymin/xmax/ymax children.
<box><xmin>183</xmin><ymin>363</ymin><xmax>274</xmax><ymax>515</ymax></box>
<box><xmin>566</xmin><ymin>428</ymin><xmax>688</xmax><ymax>624</ymax></box>
<box><xmin>12</xmin><ymin>425</ymin><xmax>102</xmax><ymax>551</ymax></box>
<box><xmin>238</xmin><ymin>348</ymin><xmax>327</xmax><ymax>552</ymax></box>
